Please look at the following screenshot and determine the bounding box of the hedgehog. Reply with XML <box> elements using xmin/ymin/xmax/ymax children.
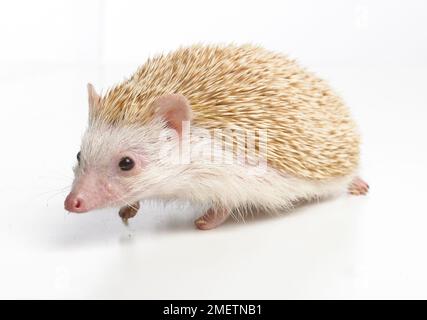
<box><xmin>64</xmin><ymin>44</ymin><xmax>369</xmax><ymax>230</ymax></box>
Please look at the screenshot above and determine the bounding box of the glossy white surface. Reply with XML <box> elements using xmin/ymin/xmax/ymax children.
<box><xmin>0</xmin><ymin>0</ymin><xmax>426</xmax><ymax>299</ymax></box>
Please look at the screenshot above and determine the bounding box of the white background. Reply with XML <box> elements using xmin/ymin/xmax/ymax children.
<box><xmin>0</xmin><ymin>0</ymin><xmax>426</xmax><ymax>299</ymax></box>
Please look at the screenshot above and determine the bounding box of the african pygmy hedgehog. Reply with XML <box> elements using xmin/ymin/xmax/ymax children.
<box><xmin>65</xmin><ymin>44</ymin><xmax>368</xmax><ymax>230</ymax></box>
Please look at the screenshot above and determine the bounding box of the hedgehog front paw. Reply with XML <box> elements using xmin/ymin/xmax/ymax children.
<box><xmin>195</xmin><ymin>207</ymin><xmax>230</xmax><ymax>230</ymax></box>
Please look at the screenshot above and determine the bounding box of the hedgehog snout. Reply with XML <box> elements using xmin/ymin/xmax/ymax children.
<box><xmin>64</xmin><ymin>171</ymin><xmax>118</xmax><ymax>213</ymax></box>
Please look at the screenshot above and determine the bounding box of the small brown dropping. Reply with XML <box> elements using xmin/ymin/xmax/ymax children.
<box><xmin>118</xmin><ymin>202</ymin><xmax>140</xmax><ymax>224</ymax></box>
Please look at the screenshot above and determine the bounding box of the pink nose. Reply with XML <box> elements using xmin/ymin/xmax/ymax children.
<box><xmin>64</xmin><ymin>193</ymin><xmax>88</xmax><ymax>213</ymax></box>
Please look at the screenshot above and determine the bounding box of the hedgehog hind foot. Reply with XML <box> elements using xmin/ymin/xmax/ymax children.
<box><xmin>348</xmin><ymin>177</ymin><xmax>369</xmax><ymax>195</ymax></box>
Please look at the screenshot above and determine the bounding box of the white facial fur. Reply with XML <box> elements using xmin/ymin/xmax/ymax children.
<box><xmin>73</xmin><ymin>118</ymin><xmax>166</xmax><ymax>209</ymax></box>
<box><xmin>70</xmin><ymin>116</ymin><xmax>356</xmax><ymax>215</ymax></box>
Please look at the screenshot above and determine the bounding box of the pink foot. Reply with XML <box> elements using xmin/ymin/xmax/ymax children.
<box><xmin>195</xmin><ymin>207</ymin><xmax>230</xmax><ymax>230</ymax></box>
<box><xmin>348</xmin><ymin>177</ymin><xmax>369</xmax><ymax>195</ymax></box>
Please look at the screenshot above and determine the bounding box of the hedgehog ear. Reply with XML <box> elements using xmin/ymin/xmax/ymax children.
<box><xmin>152</xmin><ymin>94</ymin><xmax>193</xmax><ymax>135</ymax></box>
<box><xmin>87</xmin><ymin>83</ymin><xmax>101</xmax><ymax>110</ymax></box>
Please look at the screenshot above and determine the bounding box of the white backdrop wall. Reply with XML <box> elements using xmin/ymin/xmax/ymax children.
<box><xmin>1</xmin><ymin>0</ymin><xmax>425</xmax><ymax>67</ymax></box>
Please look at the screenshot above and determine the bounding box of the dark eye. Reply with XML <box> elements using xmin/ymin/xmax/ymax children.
<box><xmin>119</xmin><ymin>157</ymin><xmax>135</xmax><ymax>171</ymax></box>
<box><xmin>77</xmin><ymin>151</ymin><xmax>81</xmax><ymax>163</ymax></box>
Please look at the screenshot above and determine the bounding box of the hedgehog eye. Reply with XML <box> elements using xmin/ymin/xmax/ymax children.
<box><xmin>77</xmin><ymin>151</ymin><xmax>81</xmax><ymax>163</ymax></box>
<box><xmin>119</xmin><ymin>157</ymin><xmax>135</xmax><ymax>171</ymax></box>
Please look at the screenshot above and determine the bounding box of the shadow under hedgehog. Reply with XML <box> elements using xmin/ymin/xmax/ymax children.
<box><xmin>64</xmin><ymin>44</ymin><xmax>369</xmax><ymax>230</ymax></box>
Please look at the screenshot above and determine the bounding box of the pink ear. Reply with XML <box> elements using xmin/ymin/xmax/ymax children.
<box><xmin>87</xmin><ymin>83</ymin><xmax>101</xmax><ymax>110</ymax></box>
<box><xmin>152</xmin><ymin>94</ymin><xmax>193</xmax><ymax>134</ymax></box>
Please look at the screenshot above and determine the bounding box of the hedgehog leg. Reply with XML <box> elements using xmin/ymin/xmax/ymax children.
<box><xmin>195</xmin><ymin>207</ymin><xmax>230</xmax><ymax>230</ymax></box>
<box><xmin>348</xmin><ymin>177</ymin><xmax>369</xmax><ymax>195</ymax></box>
<box><xmin>119</xmin><ymin>201</ymin><xmax>140</xmax><ymax>225</ymax></box>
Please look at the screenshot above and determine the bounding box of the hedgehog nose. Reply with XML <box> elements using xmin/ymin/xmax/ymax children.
<box><xmin>64</xmin><ymin>193</ymin><xmax>88</xmax><ymax>213</ymax></box>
